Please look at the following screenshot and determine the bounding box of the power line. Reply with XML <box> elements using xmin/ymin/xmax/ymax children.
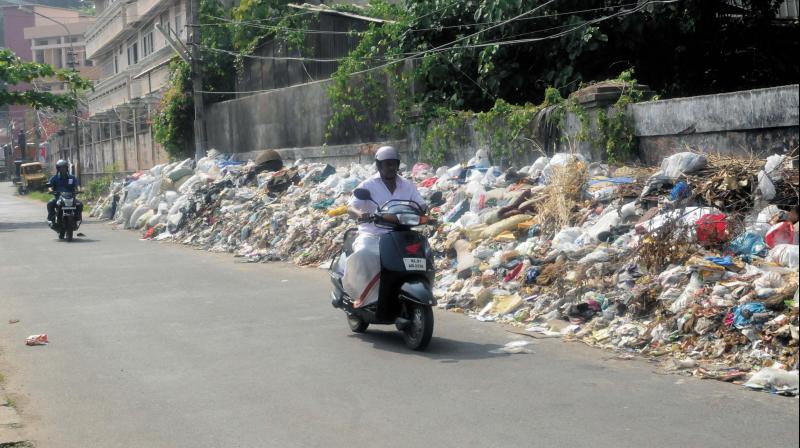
<box><xmin>196</xmin><ymin>0</ymin><xmax>672</xmax><ymax>96</ymax></box>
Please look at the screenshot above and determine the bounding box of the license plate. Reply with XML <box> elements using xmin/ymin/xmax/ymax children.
<box><xmin>403</xmin><ymin>258</ymin><xmax>426</xmax><ymax>271</ymax></box>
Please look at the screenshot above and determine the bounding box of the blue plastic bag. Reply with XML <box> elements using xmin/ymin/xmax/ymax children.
<box><xmin>729</xmin><ymin>232</ymin><xmax>768</xmax><ymax>261</ymax></box>
<box><xmin>732</xmin><ymin>302</ymin><xmax>766</xmax><ymax>328</ymax></box>
<box><xmin>671</xmin><ymin>181</ymin><xmax>692</xmax><ymax>200</ymax></box>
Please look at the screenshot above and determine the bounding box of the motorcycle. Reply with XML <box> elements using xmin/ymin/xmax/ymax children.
<box><xmin>50</xmin><ymin>191</ymin><xmax>81</xmax><ymax>242</ymax></box>
<box><xmin>330</xmin><ymin>188</ymin><xmax>437</xmax><ymax>351</ymax></box>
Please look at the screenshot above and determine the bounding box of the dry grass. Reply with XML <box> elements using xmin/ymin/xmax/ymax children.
<box><xmin>535</xmin><ymin>158</ymin><xmax>588</xmax><ymax>237</ymax></box>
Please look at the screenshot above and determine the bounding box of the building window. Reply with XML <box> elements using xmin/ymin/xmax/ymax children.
<box><xmin>141</xmin><ymin>23</ymin><xmax>154</xmax><ymax>58</ymax></box>
<box><xmin>160</xmin><ymin>11</ymin><xmax>170</xmax><ymax>31</ymax></box>
<box><xmin>69</xmin><ymin>36</ymin><xmax>80</xmax><ymax>43</ymax></box>
<box><xmin>86</xmin><ymin>59</ymin><xmax>94</xmax><ymax>67</ymax></box>
<box><xmin>127</xmin><ymin>38</ymin><xmax>139</xmax><ymax>65</ymax></box>
<box><xmin>54</xmin><ymin>49</ymin><xmax>63</xmax><ymax>68</ymax></box>
<box><xmin>35</xmin><ymin>39</ymin><xmax>49</xmax><ymax>46</ymax></box>
<box><xmin>113</xmin><ymin>55</ymin><xmax>119</xmax><ymax>74</ymax></box>
<box><xmin>35</xmin><ymin>50</ymin><xmax>45</xmax><ymax>63</ymax></box>
<box><xmin>175</xmin><ymin>13</ymin><xmax>184</xmax><ymax>39</ymax></box>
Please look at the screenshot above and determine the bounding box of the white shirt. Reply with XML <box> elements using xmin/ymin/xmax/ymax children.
<box><xmin>349</xmin><ymin>173</ymin><xmax>425</xmax><ymax>235</ymax></box>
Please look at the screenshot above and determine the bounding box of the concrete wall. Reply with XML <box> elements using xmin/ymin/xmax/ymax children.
<box><xmin>209</xmin><ymin>81</ymin><xmax>797</xmax><ymax>169</ymax></box>
<box><xmin>631</xmin><ymin>85</ymin><xmax>799</xmax><ymax>165</ymax></box>
<box><xmin>205</xmin><ymin>78</ymin><xmax>396</xmax><ymax>156</ymax></box>
<box><xmin>409</xmin><ymin>85</ymin><xmax>800</xmax><ymax>168</ymax></box>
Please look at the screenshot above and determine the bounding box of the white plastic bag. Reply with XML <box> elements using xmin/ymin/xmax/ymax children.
<box><xmin>659</xmin><ymin>152</ymin><xmax>708</xmax><ymax>179</ymax></box>
<box><xmin>750</xmin><ymin>205</ymin><xmax>782</xmax><ymax>236</ymax></box>
<box><xmin>744</xmin><ymin>367</ymin><xmax>798</xmax><ymax>394</ymax></box>
<box><xmin>529</xmin><ymin>156</ymin><xmax>549</xmax><ymax>178</ymax></box>
<box><xmin>541</xmin><ymin>153</ymin><xmax>587</xmax><ymax>182</ymax></box>
<box><xmin>669</xmin><ymin>272</ymin><xmax>703</xmax><ymax>313</ymax></box>
<box><xmin>768</xmin><ymin>244</ymin><xmax>800</xmax><ymax>268</ymax></box>
<box><xmin>764</xmin><ymin>154</ymin><xmax>786</xmax><ymax>182</ymax></box>
<box><xmin>757</xmin><ymin>171</ymin><xmax>776</xmax><ymax>201</ymax></box>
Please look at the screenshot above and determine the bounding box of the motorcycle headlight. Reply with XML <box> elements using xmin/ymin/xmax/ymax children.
<box><xmin>397</xmin><ymin>214</ymin><xmax>421</xmax><ymax>226</ymax></box>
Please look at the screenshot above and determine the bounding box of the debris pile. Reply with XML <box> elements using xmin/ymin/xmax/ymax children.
<box><xmin>92</xmin><ymin>148</ymin><xmax>799</xmax><ymax>395</ymax></box>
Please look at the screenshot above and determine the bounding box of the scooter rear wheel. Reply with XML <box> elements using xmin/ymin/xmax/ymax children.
<box><xmin>347</xmin><ymin>314</ymin><xmax>369</xmax><ymax>333</ymax></box>
<box><xmin>403</xmin><ymin>304</ymin><xmax>434</xmax><ymax>351</ymax></box>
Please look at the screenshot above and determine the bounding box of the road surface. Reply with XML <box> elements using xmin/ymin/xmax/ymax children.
<box><xmin>1</xmin><ymin>182</ymin><xmax>797</xmax><ymax>448</ymax></box>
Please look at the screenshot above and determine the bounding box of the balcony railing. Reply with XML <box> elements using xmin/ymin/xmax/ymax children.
<box><xmin>84</xmin><ymin>0</ymin><xmax>128</xmax><ymax>59</ymax></box>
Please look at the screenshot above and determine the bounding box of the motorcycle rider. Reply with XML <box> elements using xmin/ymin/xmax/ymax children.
<box><xmin>342</xmin><ymin>146</ymin><xmax>426</xmax><ymax>308</ymax></box>
<box><xmin>47</xmin><ymin>159</ymin><xmax>83</xmax><ymax>226</ymax></box>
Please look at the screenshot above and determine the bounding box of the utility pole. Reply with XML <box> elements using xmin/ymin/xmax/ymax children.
<box><xmin>187</xmin><ymin>0</ymin><xmax>206</xmax><ymax>161</ymax></box>
<box><xmin>67</xmin><ymin>49</ymin><xmax>80</xmax><ymax>178</ymax></box>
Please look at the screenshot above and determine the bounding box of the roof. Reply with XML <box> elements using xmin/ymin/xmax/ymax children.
<box><xmin>287</xmin><ymin>3</ymin><xmax>394</xmax><ymax>24</ymax></box>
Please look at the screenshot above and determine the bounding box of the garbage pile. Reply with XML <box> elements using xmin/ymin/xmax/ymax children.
<box><xmin>92</xmin><ymin>148</ymin><xmax>799</xmax><ymax>395</ymax></box>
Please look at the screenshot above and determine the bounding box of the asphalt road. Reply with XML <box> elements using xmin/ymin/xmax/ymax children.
<box><xmin>1</xmin><ymin>182</ymin><xmax>798</xmax><ymax>448</ymax></box>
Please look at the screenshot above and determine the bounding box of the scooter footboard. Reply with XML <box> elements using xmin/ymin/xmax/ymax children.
<box><xmin>399</xmin><ymin>280</ymin><xmax>436</xmax><ymax>306</ymax></box>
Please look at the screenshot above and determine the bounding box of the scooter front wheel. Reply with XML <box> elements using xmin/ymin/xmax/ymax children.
<box><xmin>403</xmin><ymin>304</ymin><xmax>433</xmax><ymax>351</ymax></box>
<box><xmin>347</xmin><ymin>314</ymin><xmax>369</xmax><ymax>333</ymax></box>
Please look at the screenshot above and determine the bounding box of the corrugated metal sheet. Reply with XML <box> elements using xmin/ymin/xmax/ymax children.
<box><xmin>779</xmin><ymin>0</ymin><xmax>799</xmax><ymax>17</ymax></box>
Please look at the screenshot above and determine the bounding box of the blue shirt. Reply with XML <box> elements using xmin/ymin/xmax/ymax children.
<box><xmin>49</xmin><ymin>173</ymin><xmax>79</xmax><ymax>194</ymax></box>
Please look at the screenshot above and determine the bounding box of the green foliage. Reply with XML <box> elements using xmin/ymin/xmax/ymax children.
<box><xmin>229</xmin><ymin>0</ymin><xmax>315</xmax><ymax>72</ymax></box>
<box><xmin>552</xmin><ymin>69</ymin><xmax>645</xmax><ymax>164</ymax></box>
<box><xmin>418</xmin><ymin>99</ymin><xmax>540</xmax><ymax>166</ymax></box>
<box><xmin>474</xmin><ymin>99</ymin><xmax>539</xmax><ymax>163</ymax></box>
<box><xmin>0</xmin><ymin>48</ymin><xmax>93</xmax><ymax>110</ymax></box>
<box><xmin>152</xmin><ymin>58</ymin><xmax>193</xmax><ymax>159</ymax></box>
<box><xmin>153</xmin><ymin>0</ymin><xmax>239</xmax><ymax>158</ymax></box>
<box><xmin>84</xmin><ymin>163</ymin><xmax>120</xmax><ymax>201</ymax></box>
<box><xmin>325</xmin><ymin>0</ymin><xmax>796</xmax><ymax>148</ymax></box>
<box><xmin>418</xmin><ymin>108</ymin><xmax>470</xmax><ymax>166</ymax></box>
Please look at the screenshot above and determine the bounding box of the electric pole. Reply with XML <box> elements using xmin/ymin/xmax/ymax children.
<box><xmin>187</xmin><ymin>0</ymin><xmax>206</xmax><ymax>161</ymax></box>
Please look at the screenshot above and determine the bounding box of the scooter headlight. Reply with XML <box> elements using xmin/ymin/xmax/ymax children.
<box><xmin>397</xmin><ymin>214</ymin><xmax>421</xmax><ymax>226</ymax></box>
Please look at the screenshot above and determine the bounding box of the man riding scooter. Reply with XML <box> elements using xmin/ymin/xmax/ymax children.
<box><xmin>47</xmin><ymin>159</ymin><xmax>83</xmax><ymax>226</ymax></box>
<box><xmin>341</xmin><ymin>146</ymin><xmax>426</xmax><ymax>309</ymax></box>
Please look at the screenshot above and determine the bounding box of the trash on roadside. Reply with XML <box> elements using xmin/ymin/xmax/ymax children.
<box><xmin>489</xmin><ymin>340</ymin><xmax>536</xmax><ymax>354</ymax></box>
<box><xmin>25</xmin><ymin>334</ymin><xmax>48</xmax><ymax>346</ymax></box>
<box><xmin>89</xmin><ymin>147</ymin><xmax>799</xmax><ymax>392</ymax></box>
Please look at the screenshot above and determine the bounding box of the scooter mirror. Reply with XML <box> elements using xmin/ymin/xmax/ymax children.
<box><xmin>353</xmin><ymin>188</ymin><xmax>372</xmax><ymax>201</ymax></box>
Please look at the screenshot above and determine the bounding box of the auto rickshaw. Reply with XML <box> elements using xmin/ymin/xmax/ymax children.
<box><xmin>18</xmin><ymin>162</ymin><xmax>48</xmax><ymax>195</ymax></box>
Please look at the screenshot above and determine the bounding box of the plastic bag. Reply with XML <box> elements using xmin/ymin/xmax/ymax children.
<box><xmin>669</xmin><ymin>272</ymin><xmax>703</xmax><ymax>313</ymax></box>
<box><xmin>578</xmin><ymin>247</ymin><xmax>613</xmax><ymax>264</ymax></box>
<box><xmin>757</xmin><ymin>171</ymin><xmax>776</xmax><ymax>201</ymax></box>
<box><xmin>744</xmin><ymin>367</ymin><xmax>798</xmax><ymax>395</ymax></box>
<box><xmin>529</xmin><ymin>156</ymin><xmax>549</xmax><ymax>178</ymax></box>
<box><xmin>411</xmin><ymin>163</ymin><xmax>432</xmax><ymax>180</ymax></box>
<box><xmin>468</xmin><ymin>149</ymin><xmax>491</xmax><ymax>169</ymax></box>
<box><xmin>696</xmin><ymin>213</ymin><xmax>728</xmax><ymax>245</ymax></box>
<box><xmin>446</xmin><ymin>164</ymin><xmax>463</xmax><ymax>179</ymax></box>
<box><xmin>768</xmin><ymin>244</ymin><xmax>800</xmax><ymax>268</ymax></box>
<box><xmin>731</xmin><ymin>302</ymin><xmax>766</xmax><ymax>328</ymax></box>
<box><xmin>729</xmin><ymin>232</ymin><xmax>768</xmax><ymax>259</ymax></box>
<box><xmin>585</xmin><ymin>208</ymin><xmax>621</xmax><ymax>240</ymax></box>
<box><xmin>659</xmin><ymin>152</ymin><xmax>707</xmax><ymax>178</ymax></box>
<box><xmin>542</xmin><ymin>153</ymin><xmax>587</xmax><ymax>182</ymax></box>
<box><xmin>764</xmin><ymin>154</ymin><xmax>786</xmax><ymax>182</ymax></box>
<box><xmin>764</xmin><ymin>221</ymin><xmax>798</xmax><ymax>248</ymax></box>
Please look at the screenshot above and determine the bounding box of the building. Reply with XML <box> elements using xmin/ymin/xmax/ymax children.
<box><xmin>1</xmin><ymin>4</ymin><xmax>98</xmax><ymax>165</ymax></box>
<box><xmin>48</xmin><ymin>0</ymin><xmax>182</xmax><ymax>180</ymax></box>
<box><xmin>24</xmin><ymin>14</ymin><xmax>101</xmax><ymax>95</ymax></box>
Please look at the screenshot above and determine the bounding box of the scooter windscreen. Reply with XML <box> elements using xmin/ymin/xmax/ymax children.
<box><xmin>375</xmin><ymin>200</ymin><xmax>428</xmax><ymax>228</ymax></box>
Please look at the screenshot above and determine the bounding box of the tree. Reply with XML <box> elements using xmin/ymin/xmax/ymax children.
<box><xmin>0</xmin><ymin>48</ymin><xmax>93</xmax><ymax>110</ymax></box>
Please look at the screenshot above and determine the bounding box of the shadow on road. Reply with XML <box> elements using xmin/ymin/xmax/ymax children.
<box><xmin>350</xmin><ymin>329</ymin><xmax>508</xmax><ymax>362</ymax></box>
<box><xmin>0</xmin><ymin>221</ymin><xmax>49</xmax><ymax>231</ymax></box>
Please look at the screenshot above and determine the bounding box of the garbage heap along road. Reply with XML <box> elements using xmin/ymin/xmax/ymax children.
<box><xmin>92</xmin><ymin>148</ymin><xmax>800</xmax><ymax>396</ymax></box>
